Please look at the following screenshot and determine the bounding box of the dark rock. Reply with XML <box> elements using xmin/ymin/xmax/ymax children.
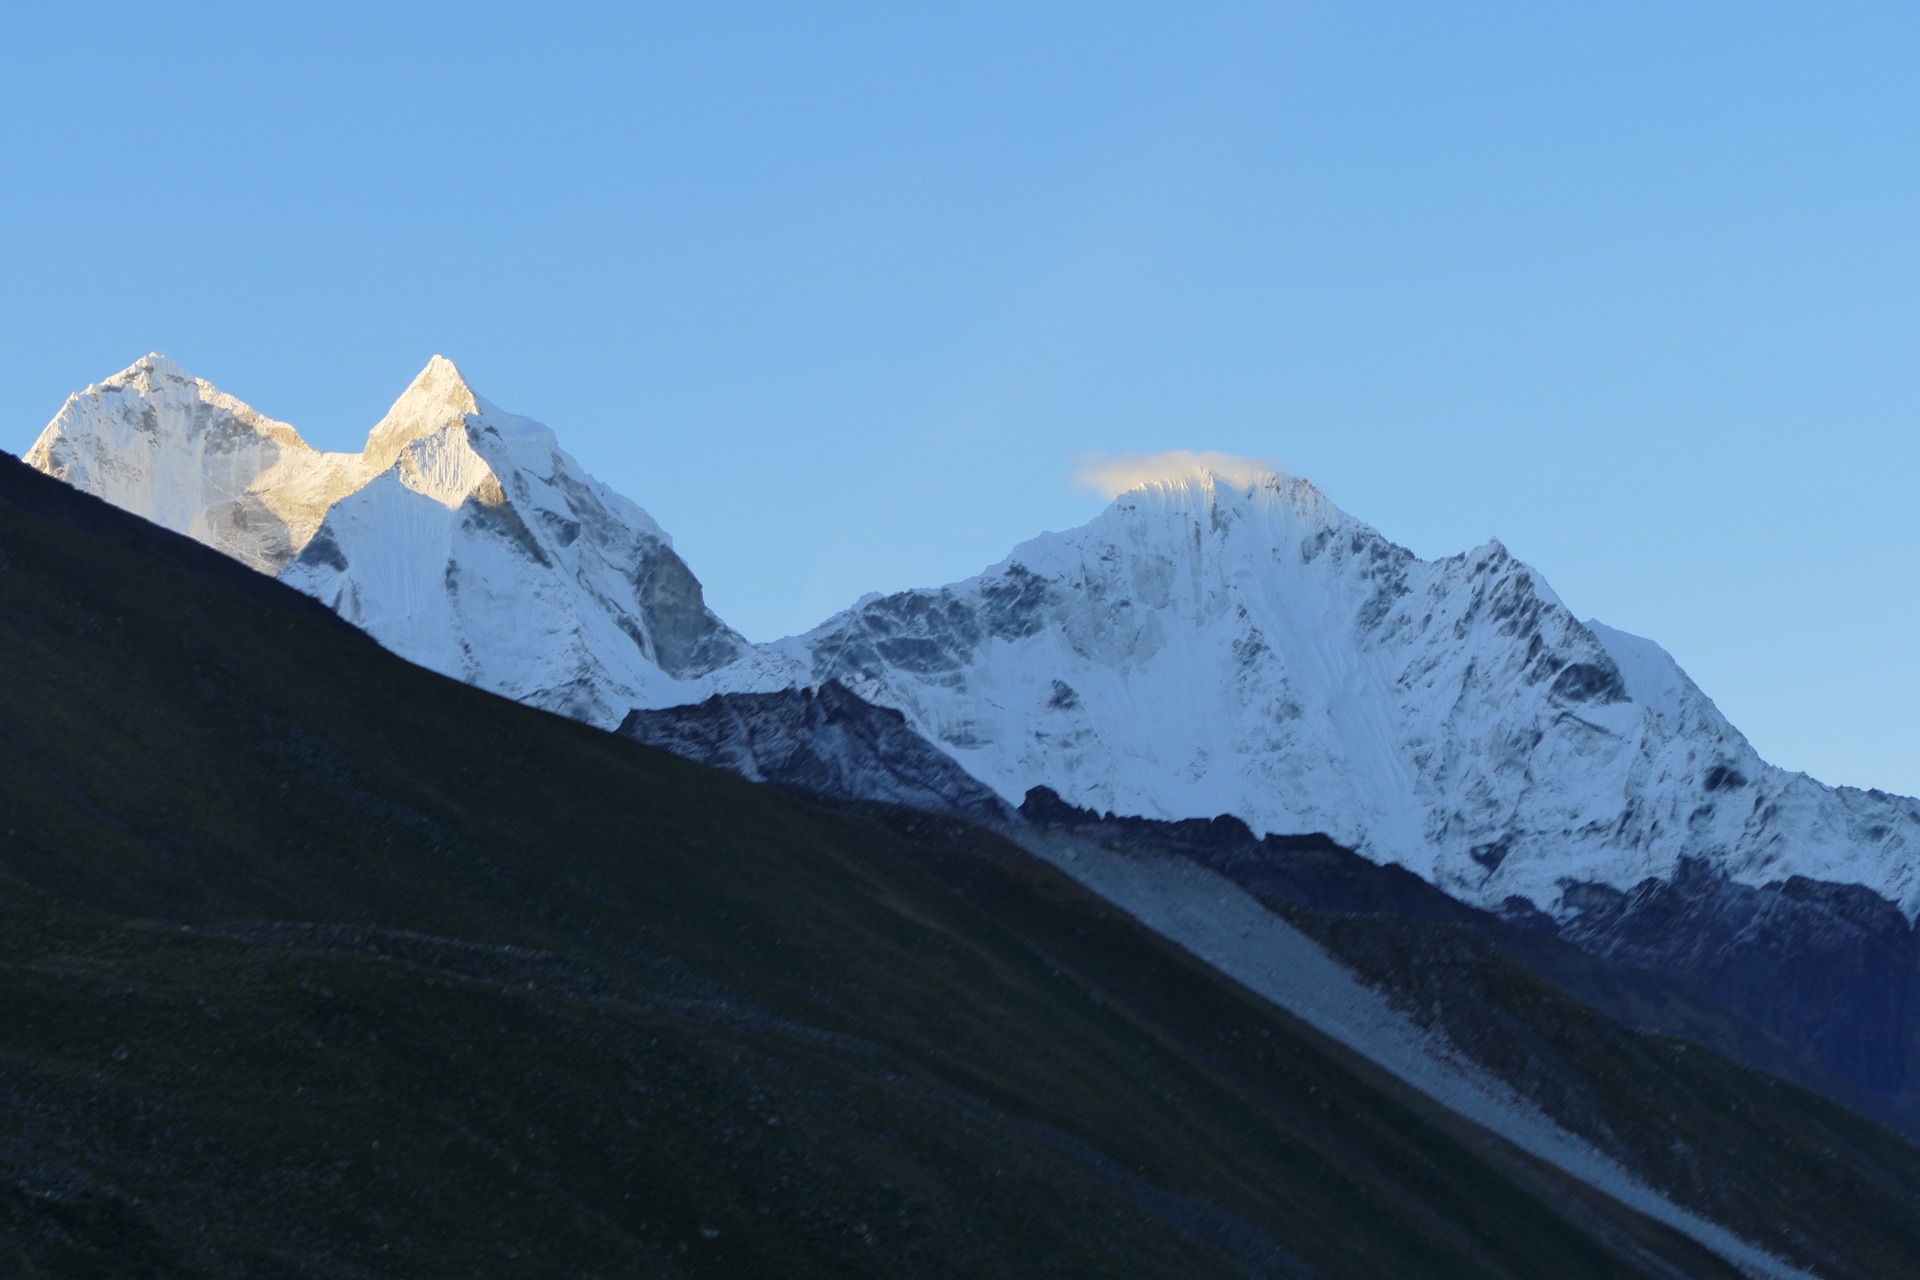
<box><xmin>1550</xmin><ymin>662</ymin><xmax>1627</xmax><ymax>704</ymax></box>
<box><xmin>1019</xmin><ymin>786</ymin><xmax>1096</xmax><ymax>827</ymax></box>
<box><xmin>628</xmin><ymin>538</ymin><xmax>742</xmax><ymax>678</ymax></box>
<box><xmin>1559</xmin><ymin>859</ymin><xmax>1920</xmax><ymax>1098</ymax></box>
<box><xmin>1703</xmin><ymin>765</ymin><xmax>1749</xmax><ymax>792</ymax></box>
<box><xmin>621</xmin><ymin>682</ymin><xmax>1011</xmax><ymax>820</ymax></box>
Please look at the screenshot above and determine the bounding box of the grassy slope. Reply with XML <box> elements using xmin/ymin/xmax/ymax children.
<box><xmin>0</xmin><ymin>452</ymin><xmax>1865</xmax><ymax>1277</ymax></box>
<box><xmin>1013</xmin><ymin>810</ymin><xmax>1920</xmax><ymax>1275</ymax></box>
<box><xmin>1068</xmin><ymin>811</ymin><xmax>1899</xmax><ymax>1123</ymax></box>
<box><xmin>1271</xmin><ymin>902</ymin><xmax>1920</xmax><ymax>1279</ymax></box>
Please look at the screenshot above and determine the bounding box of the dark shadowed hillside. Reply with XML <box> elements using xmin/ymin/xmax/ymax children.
<box><xmin>1</xmin><ymin>450</ymin><xmax>1917</xmax><ymax>1278</ymax></box>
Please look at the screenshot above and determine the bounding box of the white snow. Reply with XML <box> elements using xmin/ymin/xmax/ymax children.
<box><xmin>706</xmin><ymin>468</ymin><xmax>1920</xmax><ymax>920</ymax></box>
<box><xmin>26</xmin><ymin>354</ymin><xmax>744</xmax><ymax>727</ymax></box>
<box><xmin>24</xmin><ymin>354</ymin><xmax>374</xmax><ymax>573</ymax></box>
<box><xmin>30</xmin><ymin>362</ymin><xmax>1920</xmax><ymax>920</ymax></box>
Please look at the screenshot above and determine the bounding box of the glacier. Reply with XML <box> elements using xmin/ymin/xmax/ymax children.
<box><xmin>25</xmin><ymin>355</ymin><xmax>1920</xmax><ymax>921</ymax></box>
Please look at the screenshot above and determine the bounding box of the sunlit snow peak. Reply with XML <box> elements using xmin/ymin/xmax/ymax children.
<box><xmin>721</xmin><ymin>456</ymin><xmax>1920</xmax><ymax>920</ymax></box>
<box><xmin>362</xmin><ymin>354</ymin><xmax>485</xmax><ymax>470</ymax></box>
<box><xmin>28</xmin><ymin>353</ymin><xmax>745</xmax><ymax>725</ymax></box>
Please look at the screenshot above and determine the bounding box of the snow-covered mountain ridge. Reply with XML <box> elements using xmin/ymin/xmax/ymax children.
<box><xmin>24</xmin><ymin>354</ymin><xmax>372</xmax><ymax>574</ymax></box>
<box><xmin>27</xmin><ymin>354</ymin><xmax>746</xmax><ymax>725</ymax></box>
<box><xmin>26</xmin><ymin>356</ymin><xmax>1920</xmax><ymax>922</ymax></box>
<box><xmin>713</xmin><ymin>469</ymin><xmax>1920</xmax><ymax>920</ymax></box>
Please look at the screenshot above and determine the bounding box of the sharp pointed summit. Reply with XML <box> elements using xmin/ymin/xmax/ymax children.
<box><xmin>26</xmin><ymin>354</ymin><xmax>746</xmax><ymax>724</ymax></box>
<box><xmin>363</xmin><ymin>355</ymin><xmax>485</xmax><ymax>470</ymax></box>
<box><xmin>105</xmin><ymin>352</ymin><xmax>196</xmax><ymax>387</ymax></box>
<box><xmin>26</xmin><ymin>353</ymin><xmax>1920</xmax><ymax>920</ymax></box>
<box><xmin>707</xmin><ymin>468</ymin><xmax>1920</xmax><ymax>921</ymax></box>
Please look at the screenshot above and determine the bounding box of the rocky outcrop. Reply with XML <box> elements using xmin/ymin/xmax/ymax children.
<box><xmin>620</xmin><ymin>681</ymin><xmax>1011</xmax><ymax>820</ymax></box>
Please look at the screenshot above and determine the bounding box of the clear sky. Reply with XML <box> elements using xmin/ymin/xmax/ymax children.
<box><xmin>5</xmin><ymin>3</ymin><xmax>1916</xmax><ymax>795</ymax></box>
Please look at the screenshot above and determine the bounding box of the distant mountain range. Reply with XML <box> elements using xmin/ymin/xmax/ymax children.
<box><xmin>13</xmin><ymin>355</ymin><xmax>1920</xmax><ymax>1274</ymax></box>
<box><xmin>30</xmin><ymin>354</ymin><xmax>1918</xmax><ymax>919</ymax></box>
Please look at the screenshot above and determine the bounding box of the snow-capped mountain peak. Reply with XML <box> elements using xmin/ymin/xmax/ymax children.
<box><xmin>364</xmin><ymin>354</ymin><xmax>483</xmax><ymax>471</ymax></box>
<box><xmin>717</xmin><ymin>465</ymin><xmax>1920</xmax><ymax>919</ymax></box>
<box><xmin>357</xmin><ymin>358</ymin><xmax>513</xmax><ymax>513</ymax></box>
<box><xmin>31</xmin><ymin>359</ymin><xmax>1920</xmax><ymax>921</ymax></box>
<box><xmin>25</xmin><ymin>353</ymin><xmax>363</xmax><ymax>573</ymax></box>
<box><xmin>112</xmin><ymin>352</ymin><xmax>203</xmax><ymax>393</ymax></box>
<box><xmin>29</xmin><ymin>354</ymin><xmax>741</xmax><ymax>726</ymax></box>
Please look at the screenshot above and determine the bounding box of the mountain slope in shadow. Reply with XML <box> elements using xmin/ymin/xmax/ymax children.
<box><xmin>1</xmin><ymin>450</ymin><xmax>1916</xmax><ymax>1278</ymax></box>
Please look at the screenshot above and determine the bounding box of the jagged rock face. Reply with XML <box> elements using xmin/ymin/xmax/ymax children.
<box><xmin>27</xmin><ymin>355</ymin><xmax>744</xmax><ymax>726</ymax></box>
<box><xmin>730</xmin><ymin>470</ymin><xmax>1920</xmax><ymax>919</ymax></box>
<box><xmin>619</xmin><ymin>681</ymin><xmax>1012</xmax><ymax>820</ymax></box>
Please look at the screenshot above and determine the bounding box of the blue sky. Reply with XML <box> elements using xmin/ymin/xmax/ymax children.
<box><xmin>5</xmin><ymin>3</ymin><xmax>1917</xmax><ymax>794</ymax></box>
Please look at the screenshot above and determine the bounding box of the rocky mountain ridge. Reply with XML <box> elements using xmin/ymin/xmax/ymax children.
<box><xmin>26</xmin><ymin>355</ymin><xmax>1920</xmax><ymax>925</ymax></box>
<box><xmin>28</xmin><ymin>354</ymin><xmax>746</xmax><ymax>726</ymax></box>
<box><xmin>721</xmin><ymin>470</ymin><xmax>1920</xmax><ymax>922</ymax></box>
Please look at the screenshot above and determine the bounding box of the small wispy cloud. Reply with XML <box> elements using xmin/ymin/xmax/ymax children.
<box><xmin>1073</xmin><ymin>450</ymin><xmax>1279</xmax><ymax>499</ymax></box>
